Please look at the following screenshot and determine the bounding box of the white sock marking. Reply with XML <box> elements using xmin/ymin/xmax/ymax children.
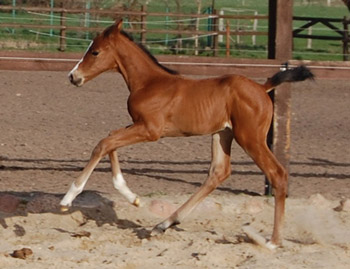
<box><xmin>60</xmin><ymin>182</ymin><xmax>84</xmax><ymax>207</ymax></box>
<box><xmin>113</xmin><ymin>173</ymin><xmax>137</xmax><ymax>204</ymax></box>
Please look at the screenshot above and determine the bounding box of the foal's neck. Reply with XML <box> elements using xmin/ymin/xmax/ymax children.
<box><xmin>115</xmin><ymin>35</ymin><xmax>174</xmax><ymax>92</ymax></box>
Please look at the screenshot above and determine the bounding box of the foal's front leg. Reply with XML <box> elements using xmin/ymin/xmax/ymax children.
<box><xmin>109</xmin><ymin>150</ymin><xmax>140</xmax><ymax>206</ymax></box>
<box><xmin>60</xmin><ymin>124</ymin><xmax>150</xmax><ymax>211</ymax></box>
<box><xmin>60</xmin><ymin>152</ymin><xmax>101</xmax><ymax>211</ymax></box>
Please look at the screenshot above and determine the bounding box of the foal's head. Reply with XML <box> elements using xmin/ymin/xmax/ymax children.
<box><xmin>69</xmin><ymin>20</ymin><xmax>124</xmax><ymax>86</ymax></box>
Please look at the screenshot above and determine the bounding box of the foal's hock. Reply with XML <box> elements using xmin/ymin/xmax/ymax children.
<box><xmin>61</xmin><ymin>20</ymin><xmax>314</xmax><ymax>249</ymax></box>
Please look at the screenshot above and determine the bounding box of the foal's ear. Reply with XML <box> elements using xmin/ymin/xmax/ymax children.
<box><xmin>115</xmin><ymin>19</ymin><xmax>123</xmax><ymax>31</ymax></box>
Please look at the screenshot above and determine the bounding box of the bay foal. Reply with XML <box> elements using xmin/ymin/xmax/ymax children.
<box><xmin>61</xmin><ymin>20</ymin><xmax>314</xmax><ymax>248</ymax></box>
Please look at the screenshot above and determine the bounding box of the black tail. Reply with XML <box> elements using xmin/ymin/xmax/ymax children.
<box><xmin>264</xmin><ymin>65</ymin><xmax>314</xmax><ymax>92</ymax></box>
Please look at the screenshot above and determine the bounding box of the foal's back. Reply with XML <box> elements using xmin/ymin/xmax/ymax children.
<box><xmin>141</xmin><ymin>73</ymin><xmax>271</xmax><ymax>137</ymax></box>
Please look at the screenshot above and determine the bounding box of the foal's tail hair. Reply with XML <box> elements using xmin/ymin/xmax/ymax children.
<box><xmin>264</xmin><ymin>65</ymin><xmax>314</xmax><ymax>92</ymax></box>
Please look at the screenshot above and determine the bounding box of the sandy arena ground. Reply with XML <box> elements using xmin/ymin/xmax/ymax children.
<box><xmin>0</xmin><ymin>70</ymin><xmax>349</xmax><ymax>268</ymax></box>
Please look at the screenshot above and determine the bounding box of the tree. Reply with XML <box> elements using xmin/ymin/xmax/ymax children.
<box><xmin>342</xmin><ymin>0</ymin><xmax>350</xmax><ymax>11</ymax></box>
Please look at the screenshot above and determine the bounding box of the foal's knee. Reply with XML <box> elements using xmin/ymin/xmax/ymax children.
<box><xmin>208</xmin><ymin>163</ymin><xmax>231</xmax><ymax>188</ymax></box>
<box><xmin>220</xmin><ymin>164</ymin><xmax>232</xmax><ymax>181</ymax></box>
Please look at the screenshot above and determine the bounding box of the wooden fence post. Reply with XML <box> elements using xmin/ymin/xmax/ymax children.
<box><xmin>252</xmin><ymin>11</ymin><xmax>258</xmax><ymax>46</ymax></box>
<box><xmin>226</xmin><ymin>20</ymin><xmax>230</xmax><ymax>57</ymax></box>
<box><xmin>266</xmin><ymin>0</ymin><xmax>293</xmax><ymax>195</ymax></box>
<box><xmin>141</xmin><ymin>5</ymin><xmax>147</xmax><ymax>45</ymax></box>
<box><xmin>343</xmin><ymin>16</ymin><xmax>349</xmax><ymax>61</ymax></box>
<box><xmin>212</xmin><ymin>9</ymin><xmax>219</xmax><ymax>57</ymax></box>
<box><xmin>59</xmin><ymin>4</ymin><xmax>66</xmax><ymax>51</ymax></box>
<box><xmin>307</xmin><ymin>26</ymin><xmax>312</xmax><ymax>49</ymax></box>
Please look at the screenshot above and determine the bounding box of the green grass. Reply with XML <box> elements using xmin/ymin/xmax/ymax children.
<box><xmin>0</xmin><ymin>0</ymin><xmax>349</xmax><ymax>60</ymax></box>
<box><xmin>292</xmin><ymin>2</ymin><xmax>349</xmax><ymax>61</ymax></box>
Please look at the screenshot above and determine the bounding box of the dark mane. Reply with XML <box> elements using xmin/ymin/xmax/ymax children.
<box><xmin>120</xmin><ymin>30</ymin><xmax>178</xmax><ymax>75</ymax></box>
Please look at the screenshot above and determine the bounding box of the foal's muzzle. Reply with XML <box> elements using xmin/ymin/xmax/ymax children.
<box><xmin>69</xmin><ymin>72</ymin><xmax>83</xmax><ymax>87</ymax></box>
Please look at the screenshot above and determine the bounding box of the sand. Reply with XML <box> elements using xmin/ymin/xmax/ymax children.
<box><xmin>0</xmin><ymin>71</ymin><xmax>349</xmax><ymax>268</ymax></box>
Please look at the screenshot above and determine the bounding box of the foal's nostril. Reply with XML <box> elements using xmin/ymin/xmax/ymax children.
<box><xmin>68</xmin><ymin>73</ymin><xmax>83</xmax><ymax>86</ymax></box>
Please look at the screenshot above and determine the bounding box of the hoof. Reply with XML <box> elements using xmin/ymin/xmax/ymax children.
<box><xmin>151</xmin><ymin>225</ymin><xmax>165</xmax><ymax>237</ymax></box>
<box><xmin>242</xmin><ymin>225</ymin><xmax>279</xmax><ymax>251</ymax></box>
<box><xmin>133</xmin><ymin>197</ymin><xmax>140</xmax><ymax>207</ymax></box>
<box><xmin>265</xmin><ymin>241</ymin><xmax>279</xmax><ymax>251</ymax></box>
<box><xmin>60</xmin><ymin>205</ymin><xmax>70</xmax><ymax>212</ymax></box>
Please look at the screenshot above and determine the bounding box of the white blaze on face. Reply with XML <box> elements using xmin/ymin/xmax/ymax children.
<box><xmin>68</xmin><ymin>41</ymin><xmax>93</xmax><ymax>85</ymax></box>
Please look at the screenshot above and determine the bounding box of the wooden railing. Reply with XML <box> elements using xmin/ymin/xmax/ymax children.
<box><xmin>0</xmin><ymin>5</ymin><xmax>268</xmax><ymax>55</ymax></box>
<box><xmin>2</xmin><ymin>5</ymin><xmax>350</xmax><ymax>59</ymax></box>
<box><xmin>293</xmin><ymin>16</ymin><xmax>350</xmax><ymax>61</ymax></box>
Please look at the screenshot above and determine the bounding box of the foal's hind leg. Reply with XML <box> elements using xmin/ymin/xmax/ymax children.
<box><xmin>235</xmin><ymin>134</ymin><xmax>287</xmax><ymax>248</ymax></box>
<box><xmin>109</xmin><ymin>150</ymin><xmax>139</xmax><ymax>206</ymax></box>
<box><xmin>152</xmin><ymin>128</ymin><xmax>233</xmax><ymax>235</ymax></box>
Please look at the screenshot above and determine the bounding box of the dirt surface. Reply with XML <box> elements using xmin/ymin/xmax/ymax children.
<box><xmin>0</xmin><ymin>70</ymin><xmax>350</xmax><ymax>268</ymax></box>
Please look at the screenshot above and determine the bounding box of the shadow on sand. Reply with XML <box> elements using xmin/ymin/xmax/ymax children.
<box><xmin>0</xmin><ymin>190</ymin><xmax>148</xmax><ymax>238</ymax></box>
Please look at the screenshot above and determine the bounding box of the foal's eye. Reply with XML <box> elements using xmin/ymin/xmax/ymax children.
<box><xmin>91</xmin><ymin>51</ymin><xmax>99</xmax><ymax>56</ymax></box>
